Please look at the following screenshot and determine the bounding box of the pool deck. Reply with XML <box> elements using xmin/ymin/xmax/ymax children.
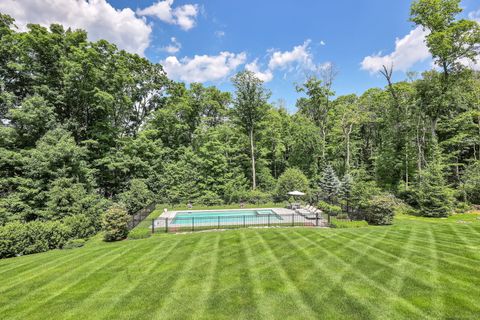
<box><xmin>153</xmin><ymin>207</ymin><xmax>327</xmax><ymax>229</ymax></box>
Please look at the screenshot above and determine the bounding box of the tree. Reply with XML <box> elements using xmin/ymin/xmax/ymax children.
<box><xmin>461</xmin><ymin>161</ymin><xmax>480</xmax><ymax>204</ymax></box>
<box><xmin>411</xmin><ymin>0</ymin><xmax>480</xmax><ymax>78</ymax></box>
<box><xmin>275</xmin><ymin>168</ymin><xmax>309</xmax><ymax>201</ymax></box>
<box><xmin>231</xmin><ymin>70</ymin><xmax>270</xmax><ymax>189</ymax></box>
<box><xmin>415</xmin><ymin>143</ymin><xmax>454</xmax><ymax>217</ymax></box>
<box><xmin>118</xmin><ymin>179</ymin><xmax>153</xmax><ymax>215</ymax></box>
<box><xmin>339</xmin><ymin>174</ymin><xmax>354</xmax><ymax>213</ymax></box>
<box><xmin>319</xmin><ymin>165</ymin><xmax>340</xmax><ymax>203</ymax></box>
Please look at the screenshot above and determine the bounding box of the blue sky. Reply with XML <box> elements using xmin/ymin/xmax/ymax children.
<box><xmin>1</xmin><ymin>0</ymin><xmax>479</xmax><ymax>110</ymax></box>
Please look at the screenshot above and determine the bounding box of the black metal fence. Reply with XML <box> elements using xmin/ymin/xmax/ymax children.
<box><xmin>127</xmin><ymin>203</ymin><xmax>157</xmax><ymax>230</ymax></box>
<box><xmin>150</xmin><ymin>212</ymin><xmax>329</xmax><ymax>233</ymax></box>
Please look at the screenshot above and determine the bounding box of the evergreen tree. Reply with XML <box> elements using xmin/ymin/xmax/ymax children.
<box><xmin>319</xmin><ymin>165</ymin><xmax>340</xmax><ymax>203</ymax></box>
<box><xmin>339</xmin><ymin>173</ymin><xmax>353</xmax><ymax>213</ymax></box>
<box><xmin>415</xmin><ymin>142</ymin><xmax>454</xmax><ymax>217</ymax></box>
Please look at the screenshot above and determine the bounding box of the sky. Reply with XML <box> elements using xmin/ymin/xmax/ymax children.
<box><xmin>1</xmin><ymin>0</ymin><xmax>479</xmax><ymax>111</ymax></box>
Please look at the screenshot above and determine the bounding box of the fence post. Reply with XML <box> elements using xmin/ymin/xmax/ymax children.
<box><xmin>268</xmin><ymin>214</ymin><xmax>270</xmax><ymax>227</ymax></box>
<box><xmin>328</xmin><ymin>213</ymin><xmax>331</xmax><ymax>225</ymax></box>
<box><xmin>165</xmin><ymin>218</ymin><xmax>169</xmax><ymax>233</ymax></box>
<box><xmin>292</xmin><ymin>213</ymin><xmax>294</xmax><ymax>227</ymax></box>
<box><xmin>316</xmin><ymin>212</ymin><xmax>319</xmax><ymax>227</ymax></box>
<box><xmin>217</xmin><ymin>216</ymin><xmax>220</xmax><ymax>229</ymax></box>
<box><xmin>151</xmin><ymin>219</ymin><xmax>155</xmax><ymax>233</ymax></box>
<box><xmin>243</xmin><ymin>215</ymin><xmax>246</xmax><ymax>228</ymax></box>
<box><xmin>192</xmin><ymin>217</ymin><xmax>195</xmax><ymax>232</ymax></box>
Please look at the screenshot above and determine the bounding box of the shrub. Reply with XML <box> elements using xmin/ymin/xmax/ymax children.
<box><xmin>102</xmin><ymin>204</ymin><xmax>130</xmax><ymax>242</ymax></box>
<box><xmin>336</xmin><ymin>213</ymin><xmax>349</xmax><ymax>220</ymax></box>
<box><xmin>317</xmin><ymin>201</ymin><xmax>342</xmax><ymax>216</ymax></box>
<box><xmin>63</xmin><ymin>238</ymin><xmax>86</xmax><ymax>249</ymax></box>
<box><xmin>364</xmin><ymin>194</ymin><xmax>397</xmax><ymax>225</ymax></box>
<box><xmin>118</xmin><ymin>179</ymin><xmax>154</xmax><ymax>215</ymax></box>
<box><xmin>0</xmin><ymin>220</ymin><xmax>70</xmax><ymax>258</ymax></box>
<box><xmin>63</xmin><ymin>214</ymin><xmax>97</xmax><ymax>239</ymax></box>
<box><xmin>128</xmin><ymin>228</ymin><xmax>151</xmax><ymax>240</ymax></box>
<box><xmin>0</xmin><ymin>222</ymin><xmax>29</xmax><ymax>258</ymax></box>
<box><xmin>197</xmin><ymin>191</ymin><xmax>224</xmax><ymax>206</ymax></box>
<box><xmin>275</xmin><ymin>168</ymin><xmax>309</xmax><ymax>201</ymax></box>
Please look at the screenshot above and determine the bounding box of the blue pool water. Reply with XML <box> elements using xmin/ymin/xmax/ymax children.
<box><xmin>171</xmin><ymin>209</ymin><xmax>283</xmax><ymax>225</ymax></box>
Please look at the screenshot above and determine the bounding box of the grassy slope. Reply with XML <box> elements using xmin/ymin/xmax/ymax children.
<box><xmin>1</xmin><ymin>215</ymin><xmax>479</xmax><ymax>319</ymax></box>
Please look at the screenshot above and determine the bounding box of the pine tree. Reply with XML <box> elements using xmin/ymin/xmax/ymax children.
<box><xmin>339</xmin><ymin>173</ymin><xmax>353</xmax><ymax>213</ymax></box>
<box><xmin>415</xmin><ymin>142</ymin><xmax>454</xmax><ymax>217</ymax></box>
<box><xmin>319</xmin><ymin>165</ymin><xmax>340</xmax><ymax>203</ymax></box>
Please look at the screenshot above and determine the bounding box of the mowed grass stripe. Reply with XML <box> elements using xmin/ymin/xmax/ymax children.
<box><xmin>109</xmin><ymin>235</ymin><xmax>208</xmax><ymax>320</ymax></box>
<box><xmin>0</xmin><ymin>245</ymin><xmax>127</xmax><ymax>312</ymax></box>
<box><xmin>57</xmin><ymin>236</ymin><xmax>181</xmax><ymax>320</ymax></box>
<box><xmin>203</xmin><ymin>231</ymin><xmax>261</xmax><ymax>320</ymax></box>
<box><xmin>335</xmin><ymin>226</ymin><xmax>480</xmax><ymax>312</ymax></box>
<box><xmin>273</xmin><ymin>229</ymin><xmax>382</xmax><ymax>319</ymax></box>
<box><xmin>154</xmin><ymin>234</ymin><xmax>221</xmax><ymax>320</ymax></box>
<box><xmin>252</xmin><ymin>231</ymin><xmax>319</xmax><ymax>319</ymax></box>
<box><xmin>292</xmin><ymin>229</ymin><xmax>429</xmax><ymax>318</ymax></box>
<box><xmin>3</xmin><ymin>242</ymin><xmax>146</xmax><ymax>320</ymax></box>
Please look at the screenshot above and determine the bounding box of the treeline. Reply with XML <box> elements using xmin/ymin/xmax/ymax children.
<box><xmin>1</xmin><ymin>0</ymin><xmax>480</xmax><ymax>256</ymax></box>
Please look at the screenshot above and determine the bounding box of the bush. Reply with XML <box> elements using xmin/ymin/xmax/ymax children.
<box><xmin>364</xmin><ymin>194</ymin><xmax>397</xmax><ymax>225</ymax></box>
<box><xmin>197</xmin><ymin>191</ymin><xmax>224</xmax><ymax>206</ymax></box>
<box><xmin>128</xmin><ymin>228</ymin><xmax>151</xmax><ymax>240</ymax></box>
<box><xmin>336</xmin><ymin>213</ymin><xmax>349</xmax><ymax>220</ymax></box>
<box><xmin>275</xmin><ymin>168</ymin><xmax>309</xmax><ymax>201</ymax></box>
<box><xmin>0</xmin><ymin>220</ymin><xmax>70</xmax><ymax>258</ymax></box>
<box><xmin>102</xmin><ymin>204</ymin><xmax>130</xmax><ymax>242</ymax></box>
<box><xmin>230</xmin><ymin>189</ymin><xmax>272</xmax><ymax>204</ymax></box>
<box><xmin>63</xmin><ymin>238</ymin><xmax>86</xmax><ymax>249</ymax></box>
<box><xmin>118</xmin><ymin>179</ymin><xmax>154</xmax><ymax>215</ymax></box>
<box><xmin>63</xmin><ymin>214</ymin><xmax>97</xmax><ymax>239</ymax></box>
<box><xmin>317</xmin><ymin>201</ymin><xmax>342</xmax><ymax>216</ymax></box>
<box><xmin>0</xmin><ymin>222</ymin><xmax>29</xmax><ymax>258</ymax></box>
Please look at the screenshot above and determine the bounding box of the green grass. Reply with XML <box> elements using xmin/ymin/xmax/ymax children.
<box><xmin>1</xmin><ymin>216</ymin><xmax>480</xmax><ymax>319</ymax></box>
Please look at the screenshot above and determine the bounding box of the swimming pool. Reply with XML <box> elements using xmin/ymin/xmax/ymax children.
<box><xmin>171</xmin><ymin>209</ymin><xmax>283</xmax><ymax>225</ymax></box>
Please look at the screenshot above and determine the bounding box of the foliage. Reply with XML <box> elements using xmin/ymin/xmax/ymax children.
<box><xmin>275</xmin><ymin>168</ymin><xmax>309</xmax><ymax>201</ymax></box>
<box><xmin>102</xmin><ymin>205</ymin><xmax>130</xmax><ymax>242</ymax></box>
<box><xmin>118</xmin><ymin>179</ymin><xmax>154</xmax><ymax>215</ymax></box>
<box><xmin>461</xmin><ymin>161</ymin><xmax>480</xmax><ymax>204</ymax></box>
<box><xmin>319</xmin><ymin>165</ymin><xmax>340</xmax><ymax>203</ymax></box>
<box><xmin>0</xmin><ymin>220</ymin><xmax>70</xmax><ymax>258</ymax></box>
<box><xmin>63</xmin><ymin>238</ymin><xmax>86</xmax><ymax>249</ymax></box>
<box><xmin>317</xmin><ymin>201</ymin><xmax>342</xmax><ymax>216</ymax></box>
<box><xmin>415</xmin><ymin>144</ymin><xmax>454</xmax><ymax>217</ymax></box>
<box><xmin>364</xmin><ymin>194</ymin><xmax>398</xmax><ymax>225</ymax></box>
<box><xmin>128</xmin><ymin>228</ymin><xmax>151</xmax><ymax>240</ymax></box>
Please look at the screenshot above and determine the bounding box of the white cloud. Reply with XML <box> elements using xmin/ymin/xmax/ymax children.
<box><xmin>245</xmin><ymin>59</ymin><xmax>273</xmax><ymax>82</ymax></box>
<box><xmin>0</xmin><ymin>0</ymin><xmax>151</xmax><ymax>56</ymax></box>
<box><xmin>162</xmin><ymin>51</ymin><xmax>247</xmax><ymax>82</ymax></box>
<box><xmin>215</xmin><ymin>30</ymin><xmax>226</xmax><ymax>38</ymax></box>
<box><xmin>161</xmin><ymin>37</ymin><xmax>181</xmax><ymax>54</ymax></box>
<box><xmin>320</xmin><ymin>40</ymin><xmax>326</xmax><ymax>46</ymax></box>
<box><xmin>361</xmin><ymin>26</ymin><xmax>430</xmax><ymax>73</ymax></box>
<box><xmin>268</xmin><ymin>40</ymin><xmax>316</xmax><ymax>71</ymax></box>
<box><xmin>137</xmin><ymin>0</ymin><xmax>199</xmax><ymax>31</ymax></box>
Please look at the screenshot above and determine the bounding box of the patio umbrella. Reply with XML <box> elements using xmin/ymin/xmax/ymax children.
<box><xmin>287</xmin><ymin>191</ymin><xmax>305</xmax><ymax>209</ymax></box>
<box><xmin>287</xmin><ymin>190</ymin><xmax>306</xmax><ymax>196</ymax></box>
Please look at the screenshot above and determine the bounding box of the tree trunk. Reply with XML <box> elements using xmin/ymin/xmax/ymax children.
<box><xmin>249</xmin><ymin>128</ymin><xmax>256</xmax><ymax>189</ymax></box>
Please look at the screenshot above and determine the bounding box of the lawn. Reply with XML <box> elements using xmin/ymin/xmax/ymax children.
<box><xmin>0</xmin><ymin>215</ymin><xmax>479</xmax><ymax>319</ymax></box>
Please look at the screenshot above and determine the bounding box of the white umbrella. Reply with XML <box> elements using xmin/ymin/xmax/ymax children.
<box><xmin>287</xmin><ymin>190</ymin><xmax>306</xmax><ymax>196</ymax></box>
